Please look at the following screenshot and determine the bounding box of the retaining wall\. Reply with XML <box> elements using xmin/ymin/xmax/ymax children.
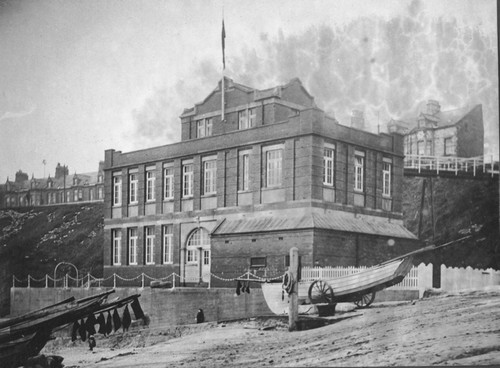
<box><xmin>10</xmin><ymin>287</ymin><xmax>272</xmax><ymax>325</ymax></box>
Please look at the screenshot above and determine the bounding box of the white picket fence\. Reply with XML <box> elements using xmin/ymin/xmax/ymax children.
<box><xmin>301</xmin><ymin>263</ymin><xmax>499</xmax><ymax>298</ymax></box>
<box><xmin>440</xmin><ymin>265</ymin><xmax>500</xmax><ymax>292</ymax></box>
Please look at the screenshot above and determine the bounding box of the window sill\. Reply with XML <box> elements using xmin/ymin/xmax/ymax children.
<box><xmin>201</xmin><ymin>193</ymin><xmax>217</xmax><ymax>198</ymax></box>
<box><xmin>262</xmin><ymin>186</ymin><xmax>282</xmax><ymax>191</ymax></box>
<box><xmin>128</xmin><ymin>202</ymin><xmax>138</xmax><ymax>206</ymax></box>
<box><xmin>163</xmin><ymin>198</ymin><xmax>174</xmax><ymax>202</ymax></box>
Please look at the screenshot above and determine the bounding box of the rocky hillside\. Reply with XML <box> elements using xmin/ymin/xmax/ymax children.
<box><xmin>0</xmin><ymin>203</ymin><xmax>103</xmax><ymax>316</ymax></box>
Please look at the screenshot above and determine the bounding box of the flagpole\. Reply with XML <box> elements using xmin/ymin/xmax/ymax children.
<box><xmin>221</xmin><ymin>17</ymin><xmax>226</xmax><ymax>122</ymax></box>
<box><xmin>221</xmin><ymin>71</ymin><xmax>225</xmax><ymax>122</ymax></box>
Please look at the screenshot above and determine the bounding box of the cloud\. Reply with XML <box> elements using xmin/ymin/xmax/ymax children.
<box><xmin>0</xmin><ymin>106</ymin><xmax>36</xmax><ymax>122</ymax></box>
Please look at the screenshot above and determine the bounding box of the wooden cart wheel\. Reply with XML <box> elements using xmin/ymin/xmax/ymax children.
<box><xmin>308</xmin><ymin>280</ymin><xmax>335</xmax><ymax>304</ymax></box>
<box><xmin>354</xmin><ymin>291</ymin><xmax>376</xmax><ymax>308</ymax></box>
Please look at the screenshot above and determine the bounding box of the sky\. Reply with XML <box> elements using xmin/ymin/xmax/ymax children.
<box><xmin>0</xmin><ymin>0</ymin><xmax>498</xmax><ymax>182</ymax></box>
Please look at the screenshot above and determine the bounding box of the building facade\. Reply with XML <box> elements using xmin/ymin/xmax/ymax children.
<box><xmin>103</xmin><ymin>77</ymin><xmax>420</xmax><ymax>287</ymax></box>
<box><xmin>388</xmin><ymin>100</ymin><xmax>484</xmax><ymax>158</ymax></box>
<box><xmin>0</xmin><ymin>162</ymin><xmax>104</xmax><ymax>209</ymax></box>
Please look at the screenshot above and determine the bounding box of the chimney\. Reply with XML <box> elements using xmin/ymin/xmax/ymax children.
<box><xmin>351</xmin><ymin>109</ymin><xmax>365</xmax><ymax>130</ymax></box>
<box><xmin>426</xmin><ymin>100</ymin><xmax>441</xmax><ymax>116</ymax></box>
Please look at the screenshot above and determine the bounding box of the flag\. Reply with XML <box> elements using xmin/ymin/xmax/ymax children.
<box><xmin>221</xmin><ymin>20</ymin><xmax>226</xmax><ymax>69</ymax></box>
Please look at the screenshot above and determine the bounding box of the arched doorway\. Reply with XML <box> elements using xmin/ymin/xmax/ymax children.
<box><xmin>185</xmin><ymin>228</ymin><xmax>211</xmax><ymax>283</ymax></box>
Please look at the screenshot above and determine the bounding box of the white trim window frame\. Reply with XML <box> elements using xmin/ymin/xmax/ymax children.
<box><xmin>112</xmin><ymin>229</ymin><xmax>121</xmax><ymax>266</ymax></box>
<box><xmin>238</xmin><ymin>107</ymin><xmax>256</xmax><ymax>130</ymax></box>
<box><xmin>197</xmin><ymin>119</ymin><xmax>205</xmax><ymax>138</ymax></box>
<box><xmin>265</xmin><ymin>145</ymin><xmax>283</xmax><ymax>188</ymax></box>
<box><xmin>354</xmin><ymin>151</ymin><xmax>365</xmax><ymax>192</ymax></box>
<box><xmin>128</xmin><ymin>228</ymin><xmax>138</xmax><ymax>265</ymax></box>
<box><xmin>186</xmin><ymin>228</ymin><xmax>209</xmax><ymax>264</ymax></box>
<box><xmin>163</xmin><ymin>165</ymin><xmax>174</xmax><ymax>200</ymax></box>
<box><xmin>182</xmin><ymin>162</ymin><xmax>193</xmax><ymax>198</ymax></box>
<box><xmin>163</xmin><ymin>224</ymin><xmax>173</xmax><ymax>264</ymax></box>
<box><xmin>146</xmin><ymin>169</ymin><xmax>155</xmax><ymax>202</ymax></box>
<box><xmin>323</xmin><ymin>144</ymin><xmax>335</xmax><ymax>186</ymax></box>
<box><xmin>145</xmin><ymin>226</ymin><xmax>155</xmax><ymax>265</ymax></box>
<box><xmin>129</xmin><ymin>170</ymin><xmax>138</xmax><ymax>204</ymax></box>
<box><xmin>197</xmin><ymin>117</ymin><xmax>213</xmax><ymax>138</ymax></box>
<box><xmin>203</xmin><ymin>157</ymin><xmax>217</xmax><ymax>195</ymax></box>
<box><xmin>239</xmin><ymin>150</ymin><xmax>251</xmax><ymax>191</ymax></box>
<box><xmin>382</xmin><ymin>158</ymin><xmax>392</xmax><ymax>198</ymax></box>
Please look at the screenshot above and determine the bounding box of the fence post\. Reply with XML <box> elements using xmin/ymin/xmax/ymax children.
<box><xmin>45</xmin><ymin>274</ymin><xmax>48</xmax><ymax>288</ymax></box>
<box><xmin>141</xmin><ymin>273</ymin><xmax>145</xmax><ymax>289</ymax></box>
<box><xmin>113</xmin><ymin>273</ymin><xmax>116</xmax><ymax>289</ymax></box>
<box><xmin>12</xmin><ymin>275</ymin><xmax>15</xmax><ymax>288</ymax></box>
<box><xmin>491</xmin><ymin>155</ymin><xmax>494</xmax><ymax>177</ymax></box>
<box><xmin>172</xmin><ymin>273</ymin><xmax>176</xmax><ymax>290</ymax></box>
<box><xmin>65</xmin><ymin>274</ymin><xmax>68</xmax><ymax>289</ymax></box>
<box><xmin>87</xmin><ymin>273</ymin><xmax>91</xmax><ymax>289</ymax></box>
<box><xmin>27</xmin><ymin>275</ymin><xmax>31</xmax><ymax>288</ymax></box>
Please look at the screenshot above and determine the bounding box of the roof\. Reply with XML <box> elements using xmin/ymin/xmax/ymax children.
<box><xmin>212</xmin><ymin>212</ymin><xmax>417</xmax><ymax>240</ymax></box>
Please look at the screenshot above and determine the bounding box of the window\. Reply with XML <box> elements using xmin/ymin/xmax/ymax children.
<box><xmin>239</xmin><ymin>151</ymin><xmax>250</xmax><ymax>191</ymax></box>
<box><xmin>182</xmin><ymin>163</ymin><xmax>193</xmax><ymax>198</ymax></box>
<box><xmin>206</xmin><ymin>118</ymin><xmax>213</xmax><ymax>136</ymax></box>
<box><xmin>382</xmin><ymin>159</ymin><xmax>392</xmax><ymax>197</ymax></box>
<box><xmin>74</xmin><ymin>190</ymin><xmax>78</xmax><ymax>202</ymax></box>
<box><xmin>164</xmin><ymin>167</ymin><xmax>174</xmax><ymax>200</ymax></box>
<box><xmin>238</xmin><ymin>110</ymin><xmax>247</xmax><ymax>129</ymax></box>
<box><xmin>129</xmin><ymin>172</ymin><xmax>138</xmax><ymax>204</ymax></box>
<box><xmin>323</xmin><ymin>145</ymin><xmax>335</xmax><ymax>186</ymax></box>
<box><xmin>78</xmin><ymin>190</ymin><xmax>83</xmax><ymax>200</ymax></box>
<box><xmin>197</xmin><ymin>120</ymin><xmax>205</xmax><ymax>138</ymax></box>
<box><xmin>203</xmin><ymin>159</ymin><xmax>217</xmax><ymax>195</ymax></box>
<box><xmin>197</xmin><ymin>118</ymin><xmax>213</xmax><ymax>138</ymax></box>
<box><xmin>98</xmin><ymin>187</ymin><xmax>103</xmax><ymax>200</ymax></box>
<box><xmin>146</xmin><ymin>170</ymin><xmax>155</xmax><ymax>202</ymax></box>
<box><xmin>266</xmin><ymin>148</ymin><xmax>283</xmax><ymax>188</ymax></box>
<box><xmin>203</xmin><ymin>250</ymin><xmax>210</xmax><ymax>265</ymax></box>
<box><xmin>250</xmin><ymin>257</ymin><xmax>266</xmax><ymax>268</ymax></box>
<box><xmin>444</xmin><ymin>137</ymin><xmax>455</xmax><ymax>156</ymax></box>
<box><xmin>417</xmin><ymin>141</ymin><xmax>424</xmax><ymax>155</ymax></box>
<box><xmin>128</xmin><ymin>228</ymin><xmax>138</xmax><ymax>265</ymax></box>
<box><xmin>112</xmin><ymin>229</ymin><xmax>121</xmax><ymax>265</ymax></box>
<box><xmin>145</xmin><ymin>226</ymin><xmax>155</xmax><ymax>265</ymax></box>
<box><xmin>239</xmin><ymin>108</ymin><xmax>256</xmax><ymax>130</ymax></box>
<box><xmin>354</xmin><ymin>152</ymin><xmax>364</xmax><ymax>192</ymax></box>
<box><xmin>425</xmin><ymin>140</ymin><xmax>433</xmax><ymax>156</ymax></box>
<box><xmin>186</xmin><ymin>228</ymin><xmax>210</xmax><ymax>264</ymax></box>
<box><xmin>163</xmin><ymin>225</ymin><xmax>173</xmax><ymax>264</ymax></box>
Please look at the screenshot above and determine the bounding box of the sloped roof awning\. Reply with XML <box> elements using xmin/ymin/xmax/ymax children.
<box><xmin>211</xmin><ymin>212</ymin><xmax>417</xmax><ymax>240</ymax></box>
